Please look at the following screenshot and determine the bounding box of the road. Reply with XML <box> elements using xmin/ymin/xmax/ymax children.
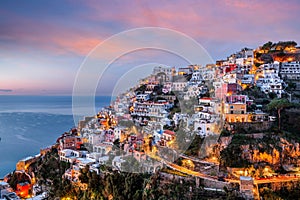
<box><xmin>255</xmin><ymin>175</ymin><xmax>300</xmax><ymax>184</ymax></box>
<box><xmin>164</xmin><ymin>160</ymin><xmax>219</xmax><ymax>182</ymax></box>
<box><xmin>180</xmin><ymin>154</ymin><xmax>219</xmax><ymax>165</ymax></box>
<box><xmin>164</xmin><ymin>159</ymin><xmax>300</xmax><ymax>185</ymax></box>
<box><xmin>149</xmin><ymin>151</ymin><xmax>300</xmax><ymax>185</ymax></box>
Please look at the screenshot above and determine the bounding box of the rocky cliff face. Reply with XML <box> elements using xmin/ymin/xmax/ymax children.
<box><xmin>219</xmin><ymin>133</ymin><xmax>300</xmax><ymax>170</ymax></box>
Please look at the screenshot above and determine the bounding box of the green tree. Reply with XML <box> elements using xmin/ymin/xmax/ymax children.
<box><xmin>262</xmin><ymin>41</ymin><xmax>273</xmax><ymax>51</ymax></box>
<box><xmin>267</xmin><ymin>98</ymin><xmax>292</xmax><ymax>130</ymax></box>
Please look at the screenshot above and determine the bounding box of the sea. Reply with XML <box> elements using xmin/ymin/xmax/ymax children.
<box><xmin>0</xmin><ymin>95</ymin><xmax>111</xmax><ymax>178</ymax></box>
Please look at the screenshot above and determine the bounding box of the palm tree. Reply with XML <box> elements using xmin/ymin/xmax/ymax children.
<box><xmin>267</xmin><ymin>98</ymin><xmax>291</xmax><ymax>130</ymax></box>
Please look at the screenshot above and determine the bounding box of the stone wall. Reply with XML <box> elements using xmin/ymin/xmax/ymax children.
<box><xmin>201</xmin><ymin>178</ymin><xmax>231</xmax><ymax>189</ymax></box>
<box><xmin>230</xmin><ymin>121</ymin><xmax>272</xmax><ymax>133</ymax></box>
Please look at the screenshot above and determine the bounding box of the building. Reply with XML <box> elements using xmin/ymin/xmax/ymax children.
<box><xmin>75</xmin><ymin>158</ymin><xmax>95</xmax><ymax>169</ymax></box>
<box><xmin>133</xmin><ymin>151</ymin><xmax>147</xmax><ymax>162</ymax></box>
<box><xmin>224</xmin><ymin>95</ymin><xmax>249</xmax><ymax>123</ymax></box>
<box><xmin>183</xmin><ymin>85</ymin><xmax>202</xmax><ymax>100</ymax></box>
<box><xmin>241</xmin><ymin>74</ymin><xmax>255</xmax><ymax>85</ymax></box>
<box><xmin>172</xmin><ymin>81</ymin><xmax>188</xmax><ymax>92</ymax></box>
<box><xmin>214</xmin><ymin>82</ymin><xmax>242</xmax><ymax>100</ymax></box>
<box><xmin>227</xmin><ymin>48</ymin><xmax>253</xmax><ymax>67</ymax></box>
<box><xmin>130</xmin><ymin>101</ymin><xmax>172</xmax><ymax>119</ymax></box>
<box><xmin>240</xmin><ymin>176</ymin><xmax>254</xmax><ymax>200</ymax></box>
<box><xmin>194</xmin><ymin>118</ymin><xmax>213</xmax><ymax>137</ymax></box>
<box><xmin>59</xmin><ymin>135</ymin><xmax>83</xmax><ymax>150</ymax></box>
<box><xmin>58</xmin><ymin>149</ymin><xmax>83</xmax><ymax>163</ymax></box>
<box><xmin>235</xmin><ymin>48</ymin><xmax>254</xmax><ymax>66</ymax></box>
<box><xmin>223</xmin><ymin>72</ymin><xmax>238</xmax><ymax>84</ymax></box>
<box><xmin>0</xmin><ymin>182</ymin><xmax>16</xmax><ymax>200</ymax></box>
<box><xmin>93</xmin><ymin>142</ymin><xmax>113</xmax><ymax>156</ymax></box>
<box><xmin>112</xmin><ymin>156</ymin><xmax>126</xmax><ymax>170</ymax></box>
<box><xmin>16</xmin><ymin>182</ymin><xmax>31</xmax><ymax>198</ymax></box>
<box><xmin>87</xmin><ymin>133</ymin><xmax>103</xmax><ymax>146</ymax></box>
<box><xmin>160</xmin><ymin>130</ymin><xmax>175</xmax><ymax>146</ymax></box>
<box><xmin>136</xmin><ymin>94</ymin><xmax>150</xmax><ymax>102</ymax></box>
<box><xmin>98</xmin><ymin>156</ymin><xmax>109</xmax><ymax>165</ymax></box>
<box><xmin>16</xmin><ymin>156</ymin><xmax>37</xmax><ymax>172</ymax></box>
<box><xmin>152</xmin><ymin>66</ymin><xmax>174</xmax><ymax>83</ymax></box>
<box><xmin>257</xmin><ymin>73</ymin><xmax>285</xmax><ymax>98</ymax></box>
<box><xmin>189</xmin><ymin>71</ymin><xmax>203</xmax><ymax>84</ymax></box>
<box><xmin>280</xmin><ymin>61</ymin><xmax>300</xmax><ymax>80</ymax></box>
<box><xmin>178</xmin><ymin>65</ymin><xmax>194</xmax><ymax>76</ymax></box>
<box><xmin>63</xmin><ymin>165</ymin><xmax>81</xmax><ymax>182</ymax></box>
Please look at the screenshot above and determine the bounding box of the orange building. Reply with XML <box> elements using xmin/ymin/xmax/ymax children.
<box><xmin>16</xmin><ymin>182</ymin><xmax>31</xmax><ymax>198</ymax></box>
<box><xmin>59</xmin><ymin>135</ymin><xmax>83</xmax><ymax>150</ymax></box>
<box><xmin>16</xmin><ymin>156</ymin><xmax>37</xmax><ymax>172</ymax></box>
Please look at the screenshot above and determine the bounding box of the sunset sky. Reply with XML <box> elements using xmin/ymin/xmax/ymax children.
<box><xmin>1</xmin><ymin>0</ymin><xmax>300</xmax><ymax>95</ymax></box>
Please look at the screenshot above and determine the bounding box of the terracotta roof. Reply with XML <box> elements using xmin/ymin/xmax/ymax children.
<box><xmin>200</xmin><ymin>97</ymin><xmax>212</xmax><ymax>100</ymax></box>
<box><xmin>163</xmin><ymin>130</ymin><xmax>175</xmax><ymax>135</ymax></box>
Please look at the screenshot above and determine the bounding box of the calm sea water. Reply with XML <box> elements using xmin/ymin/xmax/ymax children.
<box><xmin>0</xmin><ymin>95</ymin><xmax>111</xmax><ymax>178</ymax></box>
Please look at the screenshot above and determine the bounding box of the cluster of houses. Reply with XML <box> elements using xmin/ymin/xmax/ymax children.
<box><xmin>7</xmin><ymin>43</ymin><xmax>299</xmax><ymax>199</ymax></box>
<box><xmin>213</xmin><ymin>48</ymin><xmax>297</xmax><ymax>123</ymax></box>
<box><xmin>53</xmin><ymin>65</ymin><xmax>221</xmax><ymax>183</ymax></box>
<box><xmin>0</xmin><ymin>181</ymin><xmax>20</xmax><ymax>200</ymax></box>
<box><xmin>57</xmin><ymin>51</ymin><xmax>297</xmax><ymax>182</ymax></box>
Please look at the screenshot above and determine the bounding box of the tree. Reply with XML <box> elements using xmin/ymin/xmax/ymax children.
<box><xmin>262</xmin><ymin>41</ymin><xmax>273</xmax><ymax>51</ymax></box>
<box><xmin>267</xmin><ymin>98</ymin><xmax>291</xmax><ymax>130</ymax></box>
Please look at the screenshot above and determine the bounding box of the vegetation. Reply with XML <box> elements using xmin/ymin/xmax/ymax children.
<box><xmin>259</xmin><ymin>181</ymin><xmax>300</xmax><ymax>200</ymax></box>
<box><xmin>8</xmin><ymin>172</ymin><xmax>31</xmax><ymax>190</ymax></box>
<box><xmin>184</xmin><ymin>135</ymin><xmax>204</xmax><ymax>157</ymax></box>
<box><xmin>267</xmin><ymin>98</ymin><xmax>292</xmax><ymax>130</ymax></box>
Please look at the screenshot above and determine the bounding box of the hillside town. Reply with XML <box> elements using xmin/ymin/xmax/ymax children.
<box><xmin>2</xmin><ymin>41</ymin><xmax>300</xmax><ymax>200</ymax></box>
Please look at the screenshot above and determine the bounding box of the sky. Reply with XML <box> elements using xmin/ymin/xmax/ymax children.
<box><xmin>1</xmin><ymin>0</ymin><xmax>300</xmax><ymax>95</ymax></box>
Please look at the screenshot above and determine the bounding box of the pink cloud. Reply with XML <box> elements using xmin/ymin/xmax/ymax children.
<box><xmin>1</xmin><ymin>10</ymin><xmax>103</xmax><ymax>56</ymax></box>
<box><xmin>2</xmin><ymin>0</ymin><xmax>300</xmax><ymax>58</ymax></box>
<box><xmin>81</xmin><ymin>0</ymin><xmax>300</xmax><ymax>45</ymax></box>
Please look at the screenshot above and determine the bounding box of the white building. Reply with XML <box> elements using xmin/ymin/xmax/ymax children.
<box><xmin>87</xmin><ymin>133</ymin><xmax>104</xmax><ymax>146</ymax></box>
<box><xmin>194</xmin><ymin>119</ymin><xmax>213</xmax><ymax>137</ymax></box>
<box><xmin>131</xmin><ymin>101</ymin><xmax>172</xmax><ymax>118</ymax></box>
<box><xmin>75</xmin><ymin>158</ymin><xmax>95</xmax><ymax>169</ymax></box>
<box><xmin>241</xmin><ymin>74</ymin><xmax>255</xmax><ymax>85</ymax></box>
<box><xmin>184</xmin><ymin>85</ymin><xmax>201</xmax><ymax>100</ymax></box>
<box><xmin>98</xmin><ymin>156</ymin><xmax>109</xmax><ymax>165</ymax></box>
<box><xmin>280</xmin><ymin>61</ymin><xmax>300</xmax><ymax>80</ymax></box>
<box><xmin>112</xmin><ymin>156</ymin><xmax>126</xmax><ymax>170</ymax></box>
<box><xmin>230</xmin><ymin>48</ymin><xmax>254</xmax><ymax>66</ymax></box>
<box><xmin>59</xmin><ymin>149</ymin><xmax>81</xmax><ymax>163</ymax></box>
<box><xmin>257</xmin><ymin>73</ymin><xmax>285</xmax><ymax>98</ymax></box>
<box><xmin>152</xmin><ymin>66</ymin><xmax>174</xmax><ymax>82</ymax></box>
<box><xmin>0</xmin><ymin>182</ymin><xmax>15</xmax><ymax>200</ymax></box>
<box><xmin>172</xmin><ymin>81</ymin><xmax>187</xmax><ymax>92</ymax></box>
<box><xmin>190</xmin><ymin>71</ymin><xmax>203</xmax><ymax>84</ymax></box>
<box><xmin>93</xmin><ymin>142</ymin><xmax>113</xmax><ymax>156</ymax></box>
<box><xmin>263</xmin><ymin>61</ymin><xmax>280</xmax><ymax>74</ymax></box>
<box><xmin>136</xmin><ymin>94</ymin><xmax>150</xmax><ymax>102</ymax></box>
<box><xmin>223</xmin><ymin>72</ymin><xmax>238</xmax><ymax>84</ymax></box>
<box><xmin>240</xmin><ymin>176</ymin><xmax>255</xmax><ymax>200</ymax></box>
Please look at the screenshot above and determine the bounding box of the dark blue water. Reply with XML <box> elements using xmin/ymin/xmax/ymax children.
<box><xmin>0</xmin><ymin>96</ymin><xmax>111</xmax><ymax>178</ymax></box>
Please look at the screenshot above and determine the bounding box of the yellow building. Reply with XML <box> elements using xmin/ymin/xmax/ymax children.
<box><xmin>16</xmin><ymin>156</ymin><xmax>37</xmax><ymax>172</ymax></box>
<box><xmin>224</xmin><ymin>95</ymin><xmax>249</xmax><ymax>122</ymax></box>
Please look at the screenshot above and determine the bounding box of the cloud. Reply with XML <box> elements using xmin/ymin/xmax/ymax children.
<box><xmin>2</xmin><ymin>0</ymin><xmax>300</xmax><ymax>59</ymax></box>
<box><xmin>1</xmin><ymin>0</ymin><xmax>300</xmax><ymax>95</ymax></box>
<box><xmin>75</xmin><ymin>0</ymin><xmax>300</xmax><ymax>61</ymax></box>
<box><xmin>0</xmin><ymin>89</ymin><xmax>13</xmax><ymax>92</ymax></box>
